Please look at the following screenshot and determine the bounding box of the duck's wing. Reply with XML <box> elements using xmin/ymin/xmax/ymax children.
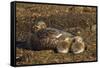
<box><xmin>45</xmin><ymin>28</ymin><xmax>63</xmax><ymax>38</ymax></box>
<box><xmin>46</xmin><ymin>28</ymin><xmax>74</xmax><ymax>39</ymax></box>
<box><xmin>37</xmin><ymin>27</ymin><xmax>74</xmax><ymax>39</ymax></box>
<box><xmin>62</xmin><ymin>31</ymin><xmax>74</xmax><ymax>37</ymax></box>
<box><xmin>46</xmin><ymin>28</ymin><xmax>60</xmax><ymax>34</ymax></box>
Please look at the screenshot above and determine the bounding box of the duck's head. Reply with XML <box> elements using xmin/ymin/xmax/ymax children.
<box><xmin>32</xmin><ymin>21</ymin><xmax>47</xmax><ymax>32</ymax></box>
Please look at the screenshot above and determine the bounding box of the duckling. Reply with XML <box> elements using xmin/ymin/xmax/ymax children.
<box><xmin>56</xmin><ymin>37</ymin><xmax>73</xmax><ymax>53</ymax></box>
<box><xmin>71</xmin><ymin>36</ymin><xmax>85</xmax><ymax>54</ymax></box>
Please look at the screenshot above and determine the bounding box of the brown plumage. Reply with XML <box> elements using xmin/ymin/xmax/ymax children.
<box><xmin>31</xmin><ymin>21</ymin><xmax>85</xmax><ymax>54</ymax></box>
<box><xmin>71</xmin><ymin>36</ymin><xmax>85</xmax><ymax>54</ymax></box>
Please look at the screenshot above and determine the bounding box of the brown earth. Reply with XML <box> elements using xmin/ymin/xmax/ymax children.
<box><xmin>16</xmin><ymin>3</ymin><xmax>97</xmax><ymax>65</ymax></box>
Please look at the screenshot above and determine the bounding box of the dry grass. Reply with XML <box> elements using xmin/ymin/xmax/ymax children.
<box><xmin>16</xmin><ymin>3</ymin><xmax>97</xmax><ymax>65</ymax></box>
